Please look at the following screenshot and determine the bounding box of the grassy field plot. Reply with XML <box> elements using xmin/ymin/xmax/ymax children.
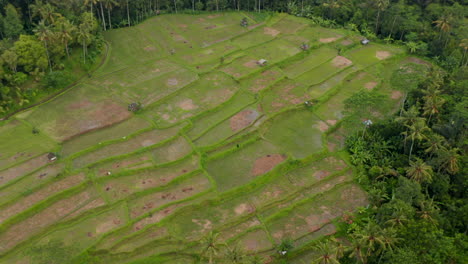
<box><xmin>263</xmin><ymin>109</ymin><xmax>325</xmax><ymax>159</ymax></box>
<box><xmin>240</xmin><ymin>66</ymin><xmax>285</xmax><ymax>93</ymax></box>
<box><xmin>295</xmin><ymin>55</ymin><xmax>353</xmax><ymax>87</ymax></box>
<box><xmin>186</xmin><ymin>91</ymin><xmax>256</xmax><ymax>140</ymax></box>
<box><xmin>205</xmin><ymin>139</ymin><xmax>286</xmax><ymax>192</ymax></box>
<box><xmin>19</xmin><ymin>83</ymin><xmax>129</xmax><ymax>142</ymax></box>
<box><xmin>147</xmin><ymin>72</ymin><xmax>240</xmax><ymax>127</ymax></box>
<box><xmin>61</xmin><ymin>117</ymin><xmax>152</xmax><ymax>157</ymax></box>
<box><xmin>260</xmin><ymin>78</ymin><xmax>308</xmax><ymax>115</ymax></box>
<box><xmin>127</xmin><ymin>172</ymin><xmax>212</xmax><ymax>219</ymax></box>
<box><xmin>345</xmin><ymin>43</ymin><xmax>403</xmax><ymax>67</ymax></box>
<box><xmin>265</xmin><ymin>183</ymin><xmax>367</xmax><ymax>243</ymax></box>
<box><xmin>281</xmin><ymin>46</ymin><xmax>338</xmax><ymax>78</ymax></box>
<box><xmin>72</xmin><ymin>125</ymin><xmax>182</xmax><ymax>168</ymax></box>
<box><xmin>297</xmin><ymin>26</ymin><xmax>345</xmax><ymax>44</ymax></box>
<box><xmin>0</xmin><ymin>120</ymin><xmax>58</xmax><ymax>170</ymax></box>
<box><xmin>194</xmin><ymin>106</ymin><xmax>262</xmax><ymax>147</ymax></box>
<box><xmin>270</xmin><ymin>16</ymin><xmax>309</xmax><ymax>35</ymax></box>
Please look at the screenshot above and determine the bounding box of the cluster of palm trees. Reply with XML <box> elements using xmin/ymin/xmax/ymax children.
<box><xmin>29</xmin><ymin>1</ymin><xmax>99</xmax><ymax>67</ymax></box>
<box><xmin>313</xmin><ymin>224</ymin><xmax>399</xmax><ymax>264</ymax></box>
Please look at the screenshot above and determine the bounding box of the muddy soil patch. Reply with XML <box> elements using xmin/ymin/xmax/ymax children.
<box><xmin>364</xmin><ymin>81</ymin><xmax>378</xmax><ymax>90</ymax></box>
<box><xmin>251</xmin><ymin>154</ymin><xmax>286</xmax><ymax>176</ymax></box>
<box><xmin>331</xmin><ymin>56</ymin><xmax>352</xmax><ymax>68</ymax></box>
<box><xmin>230</xmin><ymin>110</ymin><xmax>260</xmax><ymax>132</ymax></box>
<box><xmin>391</xmin><ymin>90</ymin><xmax>403</xmax><ymax>99</ymax></box>
<box><xmin>264</xmin><ymin>27</ymin><xmax>280</xmax><ymax>37</ymax></box>
<box><xmin>178</xmin><ymin>99</ymin><xmax>198</xmax><ymax>110</ymax></box>
<box><xmin>319</xmin><ymin>37</ymin><xmax>338</xmax><ymax>43</ymax></box>
<box><xmin>243</xmin><ymin>60</ymin><xmax>258</xmax><ymax>68</ymax></box>
<box><xmin>376</xmin><ymin>51</ymin><xmax>391</xmax><ymax>60</ymax></box>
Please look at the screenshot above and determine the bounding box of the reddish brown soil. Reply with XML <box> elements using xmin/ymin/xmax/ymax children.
<box><xmin>68</xmin><ymin>99</ymin><xmax>93</xmax><ymax>110</ymax></box>
<box><xmin>0</xmin><ymin>189</ymin><xmax>95</xmax><ymax>253</ymax></box>
<box><xmin>167</xmin><ymin>78</ymin><xmax>179</xmax><ymax>86</ymax></box>
<box><xmin>229</xmin><ymin>110</ymin><xmax>260</xmax><ymax>132</ymax></box>
<box><xmin>264</xmin><ymin>27</ymin><xmax>280</xmax><ymax>36</ymax></box>
<box><xmin>365</xmin><ymin>81</ymin><xmax>378</xmax><ymax>90</ymax></box>
<box><xmin>332</xmin><ymin>56</ymin><xmax>353</xmax><ymax>68</ymax></box>
<box><xmin>178</xmin><ymin>99</ymin><xmax>198</xmax><ymax>110</ymax></box>
<box><xmin>0</xmin><ymin>154</ymin><xmax>50</xmax><ymax>187</ymax></box>
<box><xmin>234</xmin><ymin>203</ymin><xmax>255</xmax><ymax>215</ymax></box>
<box><xmin>319</xmin><ymin>37</ymin><xmax>338</xmax><ymax>43</ymax></box>
<box><xmin>326</xmin><ymin>119</ymin><xmax>337</xmax><ymax>126</ymax></box>
<box><xmin>251</xmin><ymin>154</ymin><xmax>286</xmax><ymax>176</ymax></box>
<box><xmin>391</xmin><ymin>90</ymin><xmax>403</xmax><ymax>99</ymax></box>
<box><xmin>316</xmin><ymin>121</ymin><xmax>329</xmax><ymax>132</ymax></box>
<box><xmin>313</xmin><ymin>170</ymin><xmax>331</xmax><ymax>180</ymax></box>
<box><xmin>250</xmin><ymin>70</ymin><xmax>281</xmax><ymax>93</ymax></box>
<box><xmin>243</xmin><ymin>60</ymin><xmax>258</xmax><ymax>68</ymax></box>
<box><xmin>341</xmin><ymin>39</ymin><xmax>353</xmax><ymax>46</ymax></box>
<box><xmin>205</xmin><ymin>25</ymin><xmax>217</xmax><ymax>29</ymax></box>
<box><xmin>376</xmin><ymin>51</ymin><xmax>391</xmax><ymax>60</ymax></box>
<box><xmin>207</xmin><ymin>14</ymin><xmax>221</xmax><ymax>19</ymax></box>
<box><xmin>144</xmin><ymin>46</ymin><xmax>156</xmax><ymax>51</ymax></box>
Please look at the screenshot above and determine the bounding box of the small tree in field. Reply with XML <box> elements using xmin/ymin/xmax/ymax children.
<box><xmin>128</xmin><ymin>102</ymin><xmax>142</xmax><ymax>112</ymax></box>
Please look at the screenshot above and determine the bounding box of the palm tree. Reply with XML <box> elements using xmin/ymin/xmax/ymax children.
<box><xmin>417</xmin><ymin>199</ymin><xmax>439</xmax><ymax>224</ymax></box>
<box><xmin>352</xmin><ymin>222</ymin><xmax>399</xmax><ymax>262</ymax></box>
<box><xmin>312</xmin><ymin>240</ymin><xmax>340</xmax><ymax>264</ymax></box>
<box><xmin>225</xmin><ymin>243</ymin><xmax>246</xmax><ymax>263</ymax></box>
<box><xmin>31</xmin><ymin>1</ymin><xmax>61</xmax><ymax>25</ymax></box>
<box><xmin>406</xmin><ymin>41</ymin><xmax>418</xmax><ymax>54</ymax></box>
<box><xmin>201</xmin><ymin>231</ymin><xmax>225</xmax><ymax>264</ymax></box>
<box><xmin>97</xmin><ymin>0</ymin><xmax>107</xmax><ymax>30</ymax></box>
<box><xmin>422</xmin><ymin>85</ymin><xmax>445</xmax><ymax>123</ymax></box>
<box><xmin>406</xmin><ymin>158</ymin><xmax>433</xmax><ymax>183</ymax></box>
<box><xmin>84</xmin><ymin>0</ymin><xmax>98</xmax><ymax>14</ymax></box>
<box><xmin>33</xmin><ymin>20</ymin><xmax>53</xmax><ymax>72</ymax></box>
<box><xmin>374</xmin><ymin>0</ymin><xmax>389</xmax><ymax>33</ymax></box>
<box><xmin>126</xmin><ymin>0</ymin><xmax>131</xmax><ymax>26</ymax></box>
<box><xmin>423</xmin><ymin>134</ymin><xmax>446</xmax><ymax>158</ymax></box>
<box><xmin>433</xmin><ymin>15</ymin><xmax>451</xmax><ymax>41</ymax></box>
<box><xmin>77</xmin><ymin>24</ymin><xmax>91</xmax><ymax>64</ymax></box>
<box><xmin>436</xmin><ymin>148</ymin><xmax>460</xmax><ymax>175</ymax></box>
<box><xmin>402</xmin><ymin>120</ymin><xmax>429</xmax><ymax>161</ymax></box>
<box><xmin>55</xmin><ymin>17</ymin><xmax>76</xmax><ymax>58</ymax></box>
<box><xmin>459</xmin><ymin>39</ymin><xmax>468</xmax><ymax>67</ymax></box>
<box><xmin>396</xmin><ymin>106</ymin><xmax>423</xmax><ymax>127</ymax></box>
<box><xmin>348</xmin><ymin>235</ymin><xmax>367</xmax><ymax>264</ymax></box>
<box><xmin>103</xmin><ymin>0</ymin><xmax>118</xmax><ymax>29</ymax></box>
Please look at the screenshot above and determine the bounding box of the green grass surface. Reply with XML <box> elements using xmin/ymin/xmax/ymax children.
<box><xmin>0</xmin><ymin>12</ymin><xmax>431</xmax><ymax>264</ymax></box>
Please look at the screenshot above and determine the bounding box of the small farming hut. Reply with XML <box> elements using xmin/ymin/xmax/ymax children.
<box><xmin>257</xmin><ymin>59</ymin><xmax>268</xmax><ymax>66</ymax></box>
<box><xmin>47</xmin><ymin>152</ymin><xmax>57</xmax><ymax>162</ymax></box>
<box><xmin>361</xmin><ymin>38</ymin><xmax>370</xmax><ymax>45</ymax></box>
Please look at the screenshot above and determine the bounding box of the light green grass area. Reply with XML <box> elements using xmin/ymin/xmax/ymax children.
<box><xmin>0</xmin><ymin>119</ymin><xmax>58</xmax><ymax>170</ymax></box>
<box><xmin>262</xmin><ymin>109</ymin><xmax>324</xmax><ymax>159</ymax></box>
<box><xmin>0</xmin><ymin>12</ymin><xmax>431</xmax><ymax>263</ymax></box>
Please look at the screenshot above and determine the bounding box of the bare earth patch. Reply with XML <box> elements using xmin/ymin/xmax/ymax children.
<box><xmin>319</xmin><ymin>37</ymin><xmax>338</xmax><ymax>43</ymax></box>
<box><xmin>144</xmin><ymin>46</ymin><xmax>156</xmax><ymax>51</ymax></box>
<box><xmin>234</xmin><ymin>203</ymin><xmax>255</xmax><ymax>215</ymax></box>
<box><xmin>251</xmin><ymin>154</ymin><xmax>286</xmax><ymax>176</ymax></box>
<box><xmin>0</xmin><ymin>154</ymin><xmax>50</xmax><ymax>187</ymax></box>
<box><xmin>376</xmin><ymin>51</ymin><xmax>391</xmax><ymax>60</ymax></box>
<box><xmin>230</xmin><ymin>110</ymin><xmax>260</xmax><ymax>132</ymax></box>
<box><xmin>364</xmin><ymin>81</ymin><xmax>378</xmax><ymax>90</ymax></box>
<box><xmin>178</xmin><ymin>99</ymin><xmax>198</xmax><ymax>110</ymax></box>
<box><xmin>341</xmin><ymin>39</ymin><xmax>353</xmax><ymax>46</ymax></box>
<box><xmin>68</xmin><ymin>99</ymin><xmax>93</xmax><ymax>110</ymax></box>
<box><xmin>316</xmin><ymin>121</ymin><xmax>329</xmax><ymax>132</ymax></box>
<box><xmin>326</xmin><ymin>120</ymin><xmax>337</xmax><ymax>126</ymax></box>
<box><xmin>243</xmin><ymin>60</ymin><xmax>258</xmax><ymax>68</ymax></box>
<box><xmin>332</xmin><ymin>56</ymin><xmax>353</xmax><ymax>68</ymax></box>
<box><xmin>264</xmin><ymin>27</ymin><xmax>280</xmax><ymax>37</ymax></box>
<box><xmin>391</xmin><ymin>90</ymin><xmax>403</xmax><ymax>99</ymax></box>
<box><xmin>167</xmin><ymin>78</ymin><xmax>179</xmax><ymax>86</ymax></box>
<box><xmin>313</xmin><ymin>170</ymin><xmax>331</xmax><ymax>180</ymax></box>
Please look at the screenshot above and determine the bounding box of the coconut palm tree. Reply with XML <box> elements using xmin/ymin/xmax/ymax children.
<box><xmin>352</xmin><ymin>222</ymin><xmax>400</xmax><ymax>262</ymax></box>
<box><xmin>312</xmin><ymin>240</ymin><xmax>340</xmax><ymax>264</ymax></box>
<box><xmin>417</xmin><ymin>199</ymin><xmax>439</xmax><ymax>224</ymax></box>
<box><xmin>436</xmin><ymin>148</ymin><xmax>460</xmax><ymax>175</ymax></box>
<box><xmin>224</xmin><ymin>243</ymin><xmax>246</xmax><ymax>263</ymax></box>
<box><xmin>103</xmin><ymin>0</ymin><xmax>119</xmax><ymax>29</ymax></box>
<box><xmin>84</xmin><ymin>0</ymin><xmax>98</xmax><ymax>14</ymax></box>
<box><xmin>374</xmin><ymin>0</ymin><xmax>389</xmax><ymax>33</ymax></box>
<box><xmin>402</xmin><ymin>120</ymin><xmax>429</xmax><ymax>161</ymax></box>
<box><xmin>422</xmin><ymin>85</ymin><xmax>445</xmax><ymax>123</ymax></box>
<box><xmin>406</xmin><ymin>158</ymin><xmax>433</xmax><ymax>183</ymax></box>
<box><xmin>433</xmin><ymin>15</ymin><xmax>451</xmax><ymax>39</ymax></box>
<box><xmin>77</xmin><ymin>24</ymin><xmax>92</xmax><ymax>64</ymax></box>
<box><xmin>423</xmin><ymin>134</ymin><xmax>446</xmax><ymax>158</ymax></box>
<box><xmin>460</xmin><ymin>39</ymin><xmax>468</xmax><ymax>67</ymax></box>
<box><xmin>31</xmin><ymin>1</ymin><xmax>61</xmax><ymax>25</ymax></box>
<box><xmin>33</xmin><ymin>20</ymin><xmax>53</xmax><ymax>72</ymax></box>
<box><xmin>55</xmin><ymin>17</ymin><xmax>76</xmax><ymax>58</ymax></box>
<box><xmin>201</xmin><ymin>231</ymin><xmax>225</xmax><ymax>264</ymax></box>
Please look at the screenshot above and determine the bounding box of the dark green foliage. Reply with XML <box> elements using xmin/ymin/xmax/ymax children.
<box><xmin>3</xmin><ymin>4</ymin><xmax>23</xmax><ymax>39</ymax></box>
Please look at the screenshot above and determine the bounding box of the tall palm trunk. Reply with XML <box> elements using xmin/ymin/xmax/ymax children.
<box><xmin>375</xmin><ymin>10</ymin><xmax>381</xmax><ymax>33</ymax></box>
<box><xmin>82</xmin><ymin>40</ymin><xmax>86</xmax><ymax>64</ymax></box>
<box><xmin>126</xmin><ymin>0</ymin><xmax>131</xmax><ymax>26</ymax></box>
<box><xmin>65</xmin><ymin>40</ymin><xmax>70</xmax><ymax>58</ymax></box>
<box><xmin>100</xmin><ymin>1</ymin><xmax>106</xmax><ymax>30</ymax></box>
<box><xmin>43</xmin><ymin>40</ymin><xmax>52</xmax><ymax>72</ymax></box>
<box><xmin>216</xmin><ymin>0</ymin><xmax>219</xmax><ymax>11</ymax></box>
<box><xmin>409</xmin><ymin>138</ymin><xmax>415</xmax><ymax>161</ymax></box>
<box><xmin>173</xmin><ymin>0</ymin><xmax>177</xmax><ymax>13</ymax></box>
<box><xmin>107</xmin><ymin>7</ymin><xmax>112</xmax><ymax>29</ymax></box>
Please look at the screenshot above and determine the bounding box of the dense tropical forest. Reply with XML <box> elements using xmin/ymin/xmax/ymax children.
<box><xmin>0</xmin><ymin>0</ymin><xmax>466</xmax><ymax>263</ymax></box>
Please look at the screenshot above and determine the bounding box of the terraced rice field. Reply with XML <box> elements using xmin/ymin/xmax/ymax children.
<box><xmin>0</xmin><ymin>12</ymin><xmax>430</xmax><ymax>263</ymax></box>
